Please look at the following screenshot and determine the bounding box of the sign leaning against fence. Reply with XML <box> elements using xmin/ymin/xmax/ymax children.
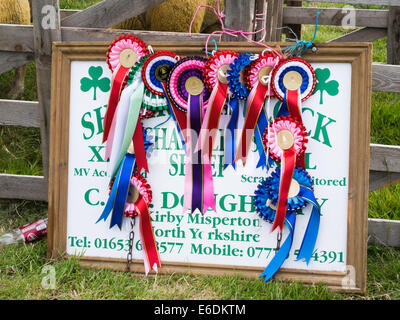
<box><xmin>48</xmin><ymin>41</ymin><xmax>372</xmax><ymax>293</ymax></box>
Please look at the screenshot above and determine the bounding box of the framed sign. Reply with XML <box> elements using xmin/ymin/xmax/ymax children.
<box><xmin>48</xmin><ymin>41</ymin><xmax>371</xmax><ymax>293</ymax></box>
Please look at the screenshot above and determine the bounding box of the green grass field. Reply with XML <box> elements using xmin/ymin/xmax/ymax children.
<box><xmin>0</xmin><ymin>1</ymin><xmax>399</xmax><ymax>300</ymax></box>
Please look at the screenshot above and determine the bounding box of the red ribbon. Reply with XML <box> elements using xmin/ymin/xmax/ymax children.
<box><xmin>286</xmin><ymin>89</ymin><xmax>305</xmax><ymax>169</ymax></box>
<box><xmin>102</xmin><ymin>65</ymin><xmax>130</xmax><ymax>143</ymax></box>
<box><xmin>132</xmin><ymin>120</ymin><xmax>149</xmax><ymax>173</ymax></box>
<box><xmin>234</xmin><ymin>83</ymin><xmax>269</xmax><ymax>165</ymax></box>
<box><xmin>272</xmin><ymin>146</ymin><xmax>296</xmax><ymax>233</ymax></box>
<box><xmin>201</xmin><ymin>83</ymin><xmax>228</xmax><ymax>159</ymax></box>
<box><xmin>135</xmin><ymin>195</ymin><xmax>161</xmax><ymax>271</ymax></box>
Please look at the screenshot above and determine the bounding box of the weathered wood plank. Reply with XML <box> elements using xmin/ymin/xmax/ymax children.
<box><xmin>302</xmin><ymin>0</ymin><xmax>392</xmax><ymax>5</ymax></box>
<box><xmin>330</xmin><ymin>27</ymin><xmax>387</xmax><ymax>43</ymax></box>
<box><xmin>254</xmin><ymin>0</ymin><xmax>267</xmax><ymax>41</ymax></box>
<box><xmin>370</xmin><ymin>144</ymin><xmax>400</xmax><ymax>173</ymax></box>
<box><xmin>284</xmin><ymin>1</ymin><xmax>302</xmax><ymax>40</ymax></box>
<box><xmin>387</xmin><ymin>6</ymin><xmax>400</xmax><ymax>65</ymax></box>
<box><xmin>0</xmin><ymin>24</ymin><xmax>35</xmax><ymax>53</ymax></box>
<box><xmin>369</xmin><ymin>171</ymin><xmax>400</xmax><ymax>191</ymax></box>
<box><xmin>223</xmin><ymin>0</ymin><xmax>255</xmax><ymax>41</ymax></box>
<box><xmin>0</xmin><ymin>100</ymin><xmax>40</xmax><ymax>127</ymax></box>
<box><xmin>368</xmin><ymin>218</ymin><xmax>400</xmax><ymax>247</ymax></box>
<box><xmin>0</xmin><ymin>174</ymin><xmax>47</xmax><ymax>201</ymax></box>
<box><xmin>283</xmin><ymin>7</ymin><xmax>388</xmax><ymax>28</ymax></box>
<box><xmin>372</xmin><ymin>62</ymin><xmax>400</xmax><ymax>93</ymax></box>
<box><xmin>60</xmin><ymin>9</ymin><xmax>79</xmax><ymax>20</ymax></box>
<box><xmin>61</xmin><ymin>0</ymin><xmax>166</xmax><ymax>29</ymax></box>
<box><xmin>0</xmin><ymin>51</ymin><xmax>34</xmax><ymax>75</ymax></box>
<box><xmin>266</xmin><ymin>0</ymin><xmax>284</xmax><ymax>41</ymax></box>
<box><xmin>32</xmin><ymin>0</ymin><xmax>62</xmax><ymax>182</ymax></box>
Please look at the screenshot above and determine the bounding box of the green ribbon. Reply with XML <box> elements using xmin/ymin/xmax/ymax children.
<box><xmin>112</xmin><ymin>81</ymin><xmax>145</xmax><ymax>178</ymax></box>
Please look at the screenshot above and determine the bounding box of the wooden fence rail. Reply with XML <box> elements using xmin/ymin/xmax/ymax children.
<box><xmin>1</xmin><ymin>0</ymin><xmax>400</xmax><ymax>246</ymax></box>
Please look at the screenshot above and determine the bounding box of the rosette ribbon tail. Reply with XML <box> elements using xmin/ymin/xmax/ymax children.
<box><xmin>111</xmin><ymin>82</ymin><xmax>147</xmax><ymax>179</ymax></box>
<box><xmin>254</xmin><ymin>107</ymin><xmax>268</xmax><ymax>169</ymax></box>
<box><xmin>96</xmin><ymin>153</ymin><xmax>136</xmax><ymax>229</ymax></box>
<box><xmin>260</xmin><ymin>211</ymin><xmax>296</xmax><ymax>282</ymax></box>
<box><xmin>234</xmin><ymin>83</ymin><xmax>269</xmax><ymax>166</ymax></box>
<box><xmin>197</xmin><ymin>83</ymin><xmax>229</xmax><ymax>159</ymax></box>
<box><xmin>224</xmin><ymin>98</ymin><xmax>239</xmax><ymax>169</ymax></box>
<box><xmin>161</xmin><ymin>82</ymin><xmax>187</xmax><ymax>148</ymax></box>
<box><xmin>103</xmin><ymin>65</ymin><xmax>131</xmax><ymax>143</ymax></box>
<box><xmin>136</xmin><ymin>195</ymin><xmax>161</xmax><ymax>274</ymax></box>
<box><xmin>296</xmin><ymin>186</ymin><xmax>321</xmax><ymax>264</ymax></box>
<box><xmin>183</xmin><ymin>94</ymin><xmax>216</xmax><ymax>214</ymax></box>
<box><xmin>285</xmin><ymin>89</ymin><xmax>305</xmax><ymax>168</ymax></box>
<box><xmin>271</xmin><ymin>147</ymin><xmax>296</xmax><ymax>233</ymax></box>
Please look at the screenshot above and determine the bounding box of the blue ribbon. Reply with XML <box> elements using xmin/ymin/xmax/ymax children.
<box><xmin>96</xmin><ymin>153</ymin><xmax>136</xmax><ymax>229</ymax></box>
<box><xmin>296</xmin><ymin>185</ymin><xmax>321</xmax><ymax>264</ymax></box>
<box><xmin>254</xmin><ymin>107</ymin><xmax>269</xmax><ymax>169</ymax></box>
<box><xmin>224</xmin><ymin>98</ymin><xmax>239</xmax><ymax>169</ymax></box>
<box><xmin>260</xmin><ymin>210</ymin><xmax>296</xmax><ymax>282</ymax></box>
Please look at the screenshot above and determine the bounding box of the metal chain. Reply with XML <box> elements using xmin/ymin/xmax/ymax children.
<box><xmin>276</xmin><ymin>231</ymin><xmax>282</xmax><ymax>252</ymax></box>
<box><xmin>126</xmin><ymin>217</ymin><xmax>135</xmax><ymax>272</ymax></box>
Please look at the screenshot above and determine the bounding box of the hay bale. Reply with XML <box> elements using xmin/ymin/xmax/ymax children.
<box><xmin>0</xmin><ymin>0</ymin><xmax>30</xmax><ymax>25</ymax></box>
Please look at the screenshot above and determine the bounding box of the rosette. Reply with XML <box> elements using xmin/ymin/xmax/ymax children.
<box><xmin>103</xmin><ymin>35</ymin><xmax>149</xmax><ymax>144</ymax></box>
<box><xmin>271</xmin><ymin>57</ymin><xmax>316</xmax><ymax>167</ymax></box>
<box><xmin>166</xmin><ymin>57</ymin><xmax>216</xmax><ymax>215</ymax></box>
<box><xmin>123</xmin><ymin>173</ymin><xmax>161</xmax><ymax>275</ymax></box>
<box><xmin>234</xmin><ymin>51</ymin><xmax>280</xmax><ymax>166</ymax></box>
<box><xmin>263</xmin><ymin>115</ymin><xmax>308</xmax><ymax>233</ymax></box>
<box><xmin>223</xmin><ymin>52</ymin><xmax>253</xmax><ymax>169</ymax></box>
<box><xmin>197</xmin><ymin>50</ymin><xmax>238</xmax><ymax>160</ymax></box>
<box><xmin>254</xmin><ymin>166</ymin><xmax>321</xmax><ymax>282</ymax></box>
<box><xmin>141</xmin><ymin>51</ymin><xmax>180</xmax><ymax>111</ymax></box>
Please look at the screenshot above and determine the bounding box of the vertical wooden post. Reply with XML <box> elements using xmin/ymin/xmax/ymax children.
<box><xmin>387</xmin><ymin>6</ymin><xmax>400</xmax><ymax>65</ymax></box>
<box><xmin>32</xmin><ymin>0</ymin><xmax>61</xmax><ymax>182</ymax></box>
<box><xmin>223</xmin><ymin>0</ymin><xmax>255</xmax><ymax>41</ymax></box>
<box><xmin>254</xmin><ymin>0</ymin><xmax>267</xmax><ymax>41</ymax></box>
<box><xmin>285</xmin><ymin>0</ymin><xmax>302</xmax><ymax>40</ymax></box>
<box><xmin>265</xmin><ymin>0</ymin><xmax>283</xmax><ymax>42</ymax></box>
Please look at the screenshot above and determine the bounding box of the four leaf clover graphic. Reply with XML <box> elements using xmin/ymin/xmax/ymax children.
<box><xmin>80</xmin><ymin>66</ymin><xmax>110</xmax><ymax>101</ymax></box>
<box><xmin>313</xmin><ymin>68</ymin><xmax>339</xmax><ymax>105</ymax></box>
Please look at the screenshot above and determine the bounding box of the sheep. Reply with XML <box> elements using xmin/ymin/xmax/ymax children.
<box><xmin>0</xmin><ymin>0</ymin><xmax>31</xmax><ymax>99</ymax></box>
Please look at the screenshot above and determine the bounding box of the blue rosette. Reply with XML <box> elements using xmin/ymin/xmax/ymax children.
<box><xmin>254</xmin><ymin>166</ymin><xmax>321</xmax><ymax>282</ymax></box>
<box><xmin>227</xmin><ymin>52</ymin><xmax>253</xmax><ymax>100</ymax></box>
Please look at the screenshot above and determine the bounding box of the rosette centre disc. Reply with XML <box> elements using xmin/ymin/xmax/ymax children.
<box><xmin>258</xmin><ymin>66</ymin><xmax>273</xmax><ymax>85</ymax></box>
<box><xmin>283</xmin><ymin>70</ymin><xmax>303</xmax><ymax>91</ymax></box>
<box><xmin>217</xmin><ymin>64</ymin><xmax>230</xmax><ymax>84</ymax></box>
<box><xmin>119</xmin><ymin>49</ymin><xmax>138</xmax><ymax>68</ymax></box>
<box><xmin>288</xmin><ymin>179</ymin><xmax>300</xmax><ymax>198</ymax></box>
<box><xmin>155</xmin><ymin>64</ymin><xmax>171</xmax><ymax>82</ymax></box>
<box><xmin>277</xmin><ymin>129</ymin><xmax>295</xmax><ymax>150</ymax></box>
<box><xmin>185</xmin><ymin>76</ymin><xmax>204</xmax><ymax>96</ymax></box>
<box><xmin>127</xmin><ymin>185</ymin><xmax>139</xmax><ymax>203</ymax></box>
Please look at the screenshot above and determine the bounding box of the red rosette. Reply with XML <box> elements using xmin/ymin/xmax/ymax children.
<box><xmin>263</xmin><ymin>115</ymin><xmax>308</xmax><ymax>163</ymax></box>
<box><xmin>124</xmin><ymin>172</ymin><xmax>152</xmax><ymax>218</ymax></box>
<box><xmin>106</xmin><ymin>34</ymin><xmax>149</xmax><ymax>73</ymax></box>
<box><xmin>203</xmin><ymin>50</ymin><xmax>238</xmax><ymax>92</ymax></box>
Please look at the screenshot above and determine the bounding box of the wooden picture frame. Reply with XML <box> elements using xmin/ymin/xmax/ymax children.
<box><xmin>48</xmin><ymin>41</ymin><xmax>372</xmax><ymax>293</ymax></box>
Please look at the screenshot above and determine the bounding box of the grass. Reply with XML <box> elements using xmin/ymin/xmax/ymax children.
<box><xmin>0</xmin><ymin>1</ymin><xmax>399</xmax><ymax>300</ymax></box>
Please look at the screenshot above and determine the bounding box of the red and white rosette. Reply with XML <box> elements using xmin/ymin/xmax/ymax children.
<box><xmin>124</xmin><ymin>173</ymin><xmax>160</xmax><ymax>275</ymax></box>
<box><xmin>103</xmin><ymin>35</ymin><xmax>149</xmax><ymax>144</ymax></box>
<box><xmin>263</xmin><ymin>115</ymin><xmax>308</xmax><ymax>233</ymax></box>
<box><xmin>271</xmin><ymin>57</ymin><xmax>316</xmax><ymax>168</ymax></box>
<box><xmin>234</xmin><ymin>51</ymin><xmax>280</xmax><ymax>165</ymax></box>
<box><xmin>198</xmin><ymin>50</ymin><xmax>238</xmax><ymax>159</ymax></box>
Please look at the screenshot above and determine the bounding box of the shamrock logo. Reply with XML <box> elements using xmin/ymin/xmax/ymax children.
<box><xmin>313</xmin><ymin>68</ymin><xmax>339</xmax><ymax>104</ymax></box>
<box><xmin>80</xmin><ymin>66</ymin><xmax>110</xmax><ymax>100</ymax></box>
